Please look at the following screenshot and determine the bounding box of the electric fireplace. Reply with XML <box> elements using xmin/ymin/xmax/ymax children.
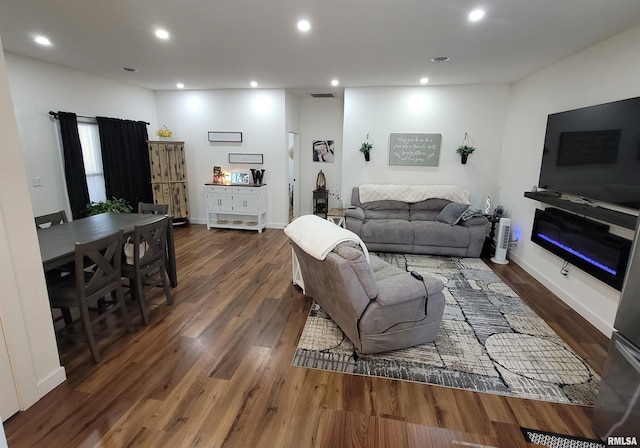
<box><xmin>531</xmin><ymin>208</ymin><xmax>632</xmax><ymax>290</ymax></box>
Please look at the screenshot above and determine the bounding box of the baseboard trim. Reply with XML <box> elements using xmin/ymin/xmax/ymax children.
<box><xmin>189</xmin><ymin>218</ymin><xmax>287</xmax><ymax>230</ymax></box>
<box><xmin>508</xmin><ymin>253</ymin><xmax>613</xmax><ymax>337</ymax></box>
<box><xmin>35</xmin><ymin>366</ymin><xmax>66</xmax><ymax>405</ymax></box>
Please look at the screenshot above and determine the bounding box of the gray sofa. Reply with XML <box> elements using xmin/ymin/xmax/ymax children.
<box><xmin>290</xmin><ymin>239</ymin><xmax>445</xmax><ymax>354</ymax></box>
<box><xmin>345</xmin><ymin>186</ymin><xmax>489</xmax><ymax>257</ymax></box>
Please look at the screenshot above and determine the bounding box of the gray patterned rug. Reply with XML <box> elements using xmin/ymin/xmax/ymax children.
<box><xmin>521</xmin><ymin>428</ymin><xmax>605</xmax><ymax>447</ymax></box>
<box><xmin>292</xmin><ymin>254</ymin><xmax>600</xmax><ymax>406</ymax></box>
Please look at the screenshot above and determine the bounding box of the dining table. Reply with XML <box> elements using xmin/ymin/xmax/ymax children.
<box><xmin>37</xmin><ymin>212</ymin><xmax>178</xmax><ymax>287</ymax></box>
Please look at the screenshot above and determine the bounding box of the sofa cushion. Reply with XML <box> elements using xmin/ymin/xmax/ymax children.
<box><xmin>361</xmin><ymin>219</ymin><xmax>414</xmax><ymax>244</ymax></box>
<box><xmin>334</xmin><ymin>242</ymin><xmax>378</xmax><ymax>299</ymax></box>
<box><xmin>364</xmin><ymin>209</ymin><xmax>410</xmax><ymax>220</ymax></box>
<box><xmin>435</xmin><ymin>203</ymin><xmax>469</xmax><ymax>225</ymax></box>
<box><xmin>409</xmin><ymin>210</ymin><xmax>440</xmax><ymax>221</ymax></box>
<box><xmin>369</xmin><ymin>255</ymin><xmax>405</xmax><ymax>281</ymax></box>
<box><xmin>361</xmin><ymin>200</ymin><xmax>409</xmax><ymax>211</ymax></box>
<box><xmin>410</xmin><ymin>198</ymin><xmax>452</xmax><ymax>211</ymax></box>
<box><xmin>412</xmin><ymin>221</ymin><xmax>470</xmax><ymax>248</ymax></box>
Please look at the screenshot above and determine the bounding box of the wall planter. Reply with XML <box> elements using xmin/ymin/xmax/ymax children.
<box><xmin>360</xmin><ymin>134</ymin><xmax>373</xmax><ymax>162</ymax></box>
<box><xmin>456</xmin><ymin>132</ymin><xmax>475</xmax><ymax>165</ymax></box>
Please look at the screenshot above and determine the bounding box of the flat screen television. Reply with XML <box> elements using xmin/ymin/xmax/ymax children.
<box><xmin>538</xmin><ymin>96</ymin><xmax>640</xmax><ymax>210</ymax></box>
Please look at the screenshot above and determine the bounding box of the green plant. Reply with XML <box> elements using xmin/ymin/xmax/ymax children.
<box><xmin>85</xmin><ymin>198</ymin><xmax>133</xmax><ymax>216</ymax></box>
<box><xmin>456</xmin><ymin>144</ymin><xmax>476</xmax><ymax>156</ymax></box>
<box><xmin>359</xmin><ymin>141</ymin><xmax>372</xmax><ymax>153</ymax></box>
<box><xmin>457</xmin><ymin>132</ymin><xmax>476</xmax><ymax>157</ymax></box>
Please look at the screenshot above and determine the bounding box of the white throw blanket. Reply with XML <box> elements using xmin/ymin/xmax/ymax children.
<box><xmin>359</xmin><ymin>184</ymin><xmax>470</xmax><ymax>204</ymax></box>
<box><xmin>284</xmin><ymin>214</ymin><xmax>370</xmax><ymax>262</ymax></box>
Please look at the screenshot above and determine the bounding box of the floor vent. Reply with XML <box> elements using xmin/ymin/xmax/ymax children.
<box><xmin>309</xmin><ymin>93</ymin><xmax>336</xmax><ymax>98</ymax></box>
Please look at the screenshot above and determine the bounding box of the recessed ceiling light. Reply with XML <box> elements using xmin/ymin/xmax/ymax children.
<box><xmin>121</xmin><ymin>67</ymin><xmax>137</xmax><ymax>72</ymax></box>
<box><xmin>430</xmin><ymin>56</ymin><xmax>450</xmax><ymax>63</ymax></box>
<box><xmin>331</xmin><ymin>79</ymin><xmax>339</xmax><ymax>87</ymax></box>
<box><xmin>155</xmin><ymin>29</ymin><xmax>170</xmax><ymax>39</ymax></box>
<box><xmin>176</xmin><ymin>83</ymin><xmax>184</xmax><ymax>89</ymax></box>
<box><xmin>468</xmin><ymin>9</ymin><xmax>485</xmax><ymax>22</ymax></box>
<box><xmin>34</xmin><ymin>35</ymin><xmax>52</xmax><ymax>46</ymax></box>
<box><xmin>420</xmin><ymin>77</ymin><xmax>429</xmax><ymax>84</ymax></box>
<box><xmin>250</xmin><ymin>81</ymin><xmax>258</xmax><ymax>88</ymax></box>
<box><xmin>297</xmin><ymin>20</ymin><xmax>311</xmax><ymax>32</ymax></box>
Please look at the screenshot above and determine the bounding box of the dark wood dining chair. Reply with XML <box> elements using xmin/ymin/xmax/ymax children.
<box><xmin>35</xmin><ymin>210</ymin><xmax>68</xmax><ymax>228</ymax></box>
<box><xmin>138</xmin><ymin>202</ymin><xmax>169</xmax><ymax>215</ymax></box>
<box><xmin>37</xmin><ymin>210</ymin><xmax>75</xmax><ymax>327</ymax></box>
<box><xmin>47</xmin><ymin>229</ymin><xmax>134</xmax><ymax>363</ymax></box>
<box><xmin>121</xmin><ymin>217</ymin><xmax>173</xmax><ymax>325</ymax></box>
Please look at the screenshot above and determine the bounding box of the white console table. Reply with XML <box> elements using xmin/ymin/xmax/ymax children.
<box><xmin>205</xmin><ymin>184</ymin><xmax>267</xmax><ymax>233</ymax></box>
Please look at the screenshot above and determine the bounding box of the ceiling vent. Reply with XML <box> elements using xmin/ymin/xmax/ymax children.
<box><xmin>309</xmin><ymin>93</ymin><xmax>336</xmax><ymax>98</ymax></box>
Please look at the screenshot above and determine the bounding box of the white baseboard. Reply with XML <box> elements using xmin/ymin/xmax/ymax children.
<box><xmin>186</xmin><ymin>218</ymin><xmax>286</xmax><ymax>230</ymax></box>
<box><xmin>508</xmin><ymin>253</ymin><xmax>613</xmax><ymax>338</ymax></box>
<box><xmin>32</xmin><ymin>366</ymin><xmax>66</xmax><ymax>408</ymax></box>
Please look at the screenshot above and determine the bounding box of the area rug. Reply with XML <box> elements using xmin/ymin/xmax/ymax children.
<box><xmin>521</xmin><ymin>427</ymin><xmax>605</xmax><ymax>448</ymax></box>
<box><xmin>292</xmin><ymin>254</ymin><xmax>600</xmax><ymax>406</ymax></box>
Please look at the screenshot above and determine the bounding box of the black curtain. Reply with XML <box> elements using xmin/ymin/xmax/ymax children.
<box><xmin>57</xmin><ymin>112</ymin><xmax>90</xmax><ymax>219</ymax></box>
<box><xmin>96</xmin><ymin>117</ymin><xmax>153</xmax><ymax>208</ymax></box>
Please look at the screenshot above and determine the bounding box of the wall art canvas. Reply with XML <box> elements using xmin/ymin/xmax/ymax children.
<box><xmin>313</xmin><ymin>140</ymin><xmax>335</xmax><ymax>163</ymax></box>
<box><xmin>389</xmin><ymin>133</ymin><xmax>441</xmax><ymax>166</ymax></box>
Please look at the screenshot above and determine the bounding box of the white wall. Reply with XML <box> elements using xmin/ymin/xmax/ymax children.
<box><xmin>4</xmin><ymin>52</ymin><xmax>159</xmax><ymax>217</ymax></box>
<box><xmin>341</xmin><ymin>86</ymin><xmax>511</xmax><ymax>208</ymax></box>
<box><xmin>299</xmin><ymin>97</ymin><xmax>344</xmax><ymax>214</ymax></box>
<box><xmin>0</xmin><ymin>419</ymin><xmax>7</xmax><ymax>448</ymax></box>
<box><xmin>155</xmin><ymin>89</ymin><xmax>289</xmax><ymax>228</ymax></box>
<box><xmin>285</xmin><ymin>91</ymin><xmax>301</xmax><ymax>218</ymax></box>
<box><xmin>0</xmin><ymin>40</ymin><xmax>65</xmax><ymax>418</ymax></box>
<box><xmin>498</xmin><ymin>24</ymin><xmax>640</xmax><ymax>336</ymax></box>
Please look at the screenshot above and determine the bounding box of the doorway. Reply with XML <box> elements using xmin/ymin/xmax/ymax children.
<box><xmin>287</xmin><ymin>132</ymin><xmax>301</xmax><ymax>222</ymax></box>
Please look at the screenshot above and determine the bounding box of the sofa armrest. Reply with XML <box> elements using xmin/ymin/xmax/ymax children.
<box><xmin>459</xmin><ymin>215</ymin><xmax>489</xmax><ymax>227</ymax></box>
<box><xmin>375</xmin><ymin>274</ymin><xmax>444</xmax><ymax>307</ymax></box>
<box><xmin>345</xmin><ymin>206</ymin><xmax>365</xmax><ymax>221</ymax></box>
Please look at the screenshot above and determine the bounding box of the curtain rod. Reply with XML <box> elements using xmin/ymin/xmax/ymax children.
<box><xmin>48</xmin><ymin>111</ymin><xmax>150</xmax><ymax>125</ymax></box>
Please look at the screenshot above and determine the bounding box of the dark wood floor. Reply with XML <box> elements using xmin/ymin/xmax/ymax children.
<box><xmin>5</xmin><ymin>224</ymin><xmax>609</xmax><ymax>447</ymax></box>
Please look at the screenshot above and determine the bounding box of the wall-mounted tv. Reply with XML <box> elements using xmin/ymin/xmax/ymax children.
<box><xmin>538</xmin><ymin>96</ymin><xmax>640</xmax><ymax>210</ymax></box>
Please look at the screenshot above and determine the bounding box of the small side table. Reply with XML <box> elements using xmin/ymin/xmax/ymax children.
<box><xmin>481</xmin><ymin>214</ymin><xmax>502</xmax><ymax>257</ymax></box>
<box><xmin>327</xmin><ymin>208</ymin><xmax>345</xmax><ymax>228</ymax></box>
<box><xmin>313</xmin><ymin>189</ymin><xmax>329</xmax><ymax>218</ymax></box>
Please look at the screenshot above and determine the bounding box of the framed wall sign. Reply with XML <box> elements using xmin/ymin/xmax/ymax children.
<box><xmin>208</xmin><ymin>131</ymin><xmax>243</xmax><ymax>143</ymax></box>
<box><xmin>228</xmin><ymin>153</ymin><xmax>263</xmax><ymax>164</ymax></box>
<box><xmin>389</xmin><ymin>133</ymin><xmax>441</xmax><ymax>166</ymax></box>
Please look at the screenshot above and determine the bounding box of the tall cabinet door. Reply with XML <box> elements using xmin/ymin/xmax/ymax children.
<box><xmin>148</xmin><ymin>141</ymin><xmax>190</xmax><ymax>222</ymax></box>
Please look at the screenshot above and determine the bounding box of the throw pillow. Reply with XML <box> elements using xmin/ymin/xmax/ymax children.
<box><xmin>460</xmin><ymin>206</ymin><xmax>484</xmax><ymax>221</ymax></box>
<box><xmin>435</xmin><ymin>203</ymin><xmax>470</xmax><ymax>225</ymax></box>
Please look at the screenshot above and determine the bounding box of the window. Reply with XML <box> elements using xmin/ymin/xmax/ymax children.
<box><xmin>78</xmin><ymin>122</ymin><xmax>106</xmax><ymax>203</ymax></box>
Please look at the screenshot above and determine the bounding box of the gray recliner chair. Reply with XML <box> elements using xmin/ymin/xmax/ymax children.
<box><xmin>289</xmin><ymin>236</ymin><xmax>445</xmax><ymax>354</ymax></box>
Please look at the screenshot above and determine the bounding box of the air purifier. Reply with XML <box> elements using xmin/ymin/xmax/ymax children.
<box><xmin>491</xmin><ymin>217</ymin><xmax>511</xmax><ymax>265</ymax></box>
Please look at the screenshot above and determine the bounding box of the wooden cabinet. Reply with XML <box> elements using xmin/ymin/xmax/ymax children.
<box><xmin>313</xmin><ymin>189</ymin><xmax>328</xmax><ymax>218</ymax></box>
<box><xmin>205</xmin><ymin>184</ymin><xmax>267</xmax><ymax>233</ymax></box>
<box><xmin>147</xmin><ymin>141</ymin><xmax>189</xmax><ymax>223</ymax></box>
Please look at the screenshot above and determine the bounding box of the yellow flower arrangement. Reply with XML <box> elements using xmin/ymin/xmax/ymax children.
<box><xmin>156</xmin><ymin>125</ymin><xmax>173</xmax><ymax>138</ymax></box>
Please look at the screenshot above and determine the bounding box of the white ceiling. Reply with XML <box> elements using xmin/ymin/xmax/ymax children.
<box><xmin>2</xmin><ymin>0</ymin><xmax>640</xmax><ymax>94</ymax></box>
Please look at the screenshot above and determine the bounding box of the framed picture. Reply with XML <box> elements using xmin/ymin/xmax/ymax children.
<box><xmin>228</xmin><ymin>153</ymin><xmax>263</xmax><ymax>164</ymax></box>
<box><xmin>389</xmin><ymin>133</ymin><xmax>441</xmax><ymax>166</ymax></box>
<box><xmin>208</xmin><ymin>131</ymin><xmax>243</xmax><ymax>143</ymax></box>
<box><xmin>312</xmin><ymin>140</ymin><xmax>335</xmax><ymax>163</ymax></box>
